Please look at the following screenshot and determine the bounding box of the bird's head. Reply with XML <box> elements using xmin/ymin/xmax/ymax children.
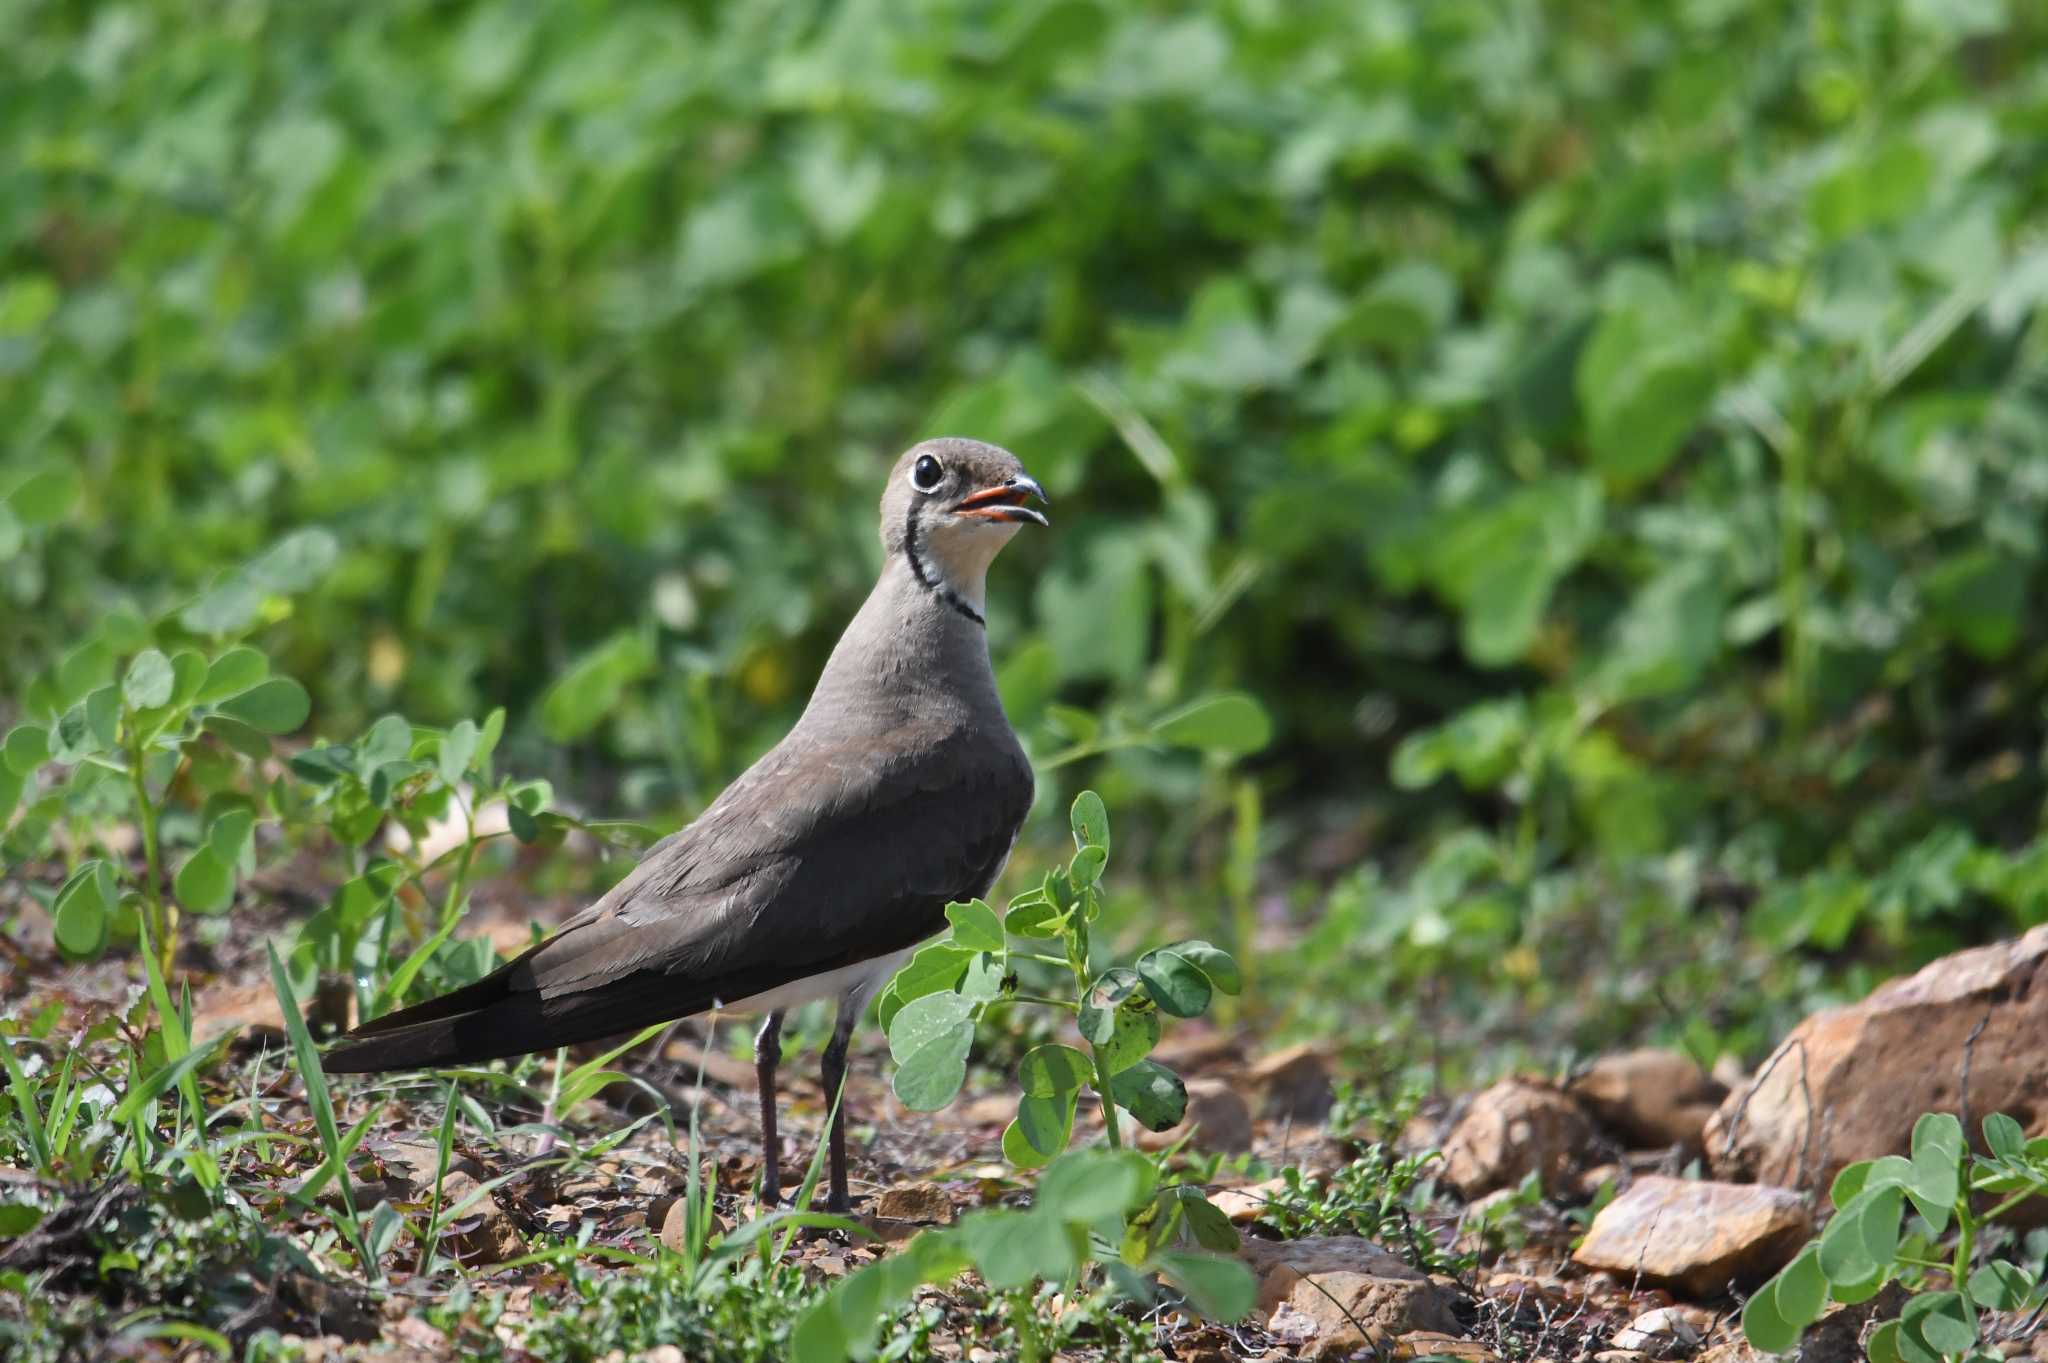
<box><xmin>880</xmin><ymin>437</ymin><xmax>1048</xmax><ymax>618</ymax></box>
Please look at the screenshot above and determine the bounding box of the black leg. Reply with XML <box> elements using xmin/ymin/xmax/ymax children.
<box><xmin>820</xmin><ymin>1001</ymin><xmax>859</xmax><ymax>1214</ymax></box>
<box><xmin>755</xmin><ymin>1010</ymin><xmax>785</xmax><ymax>1208</ymax></box>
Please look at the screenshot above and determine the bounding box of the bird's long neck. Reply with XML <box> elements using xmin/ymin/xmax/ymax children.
<box><xmin>801</xmin><ymin>557</ymin><xmax>1005</xmax><ymax>735</ymax></box>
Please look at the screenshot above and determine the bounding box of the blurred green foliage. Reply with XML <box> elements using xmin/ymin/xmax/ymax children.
<box><xmin>7</xmin><ymin>0</ymin><xmax>2048</xmax><ymax>1061</ymax></box>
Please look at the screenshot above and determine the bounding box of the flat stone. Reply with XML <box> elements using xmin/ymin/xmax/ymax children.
<box><xmin>1390</xmin><ymin>1332</ymin><xmax>1500</xmax><ymax>1360</ymax></box>
<box><xmin>1249</xmin><ymin>1043</ymin><xmax>1335</xmax><ymax>1124</ymax></box>
<box><xmin>1571</xmin><ymin>1176</ymin><xmax>1811</xmax><ymax>1297</ymax></box>
<box><xmin>1706</xmin><ymin>925</ymin><xmax>2048</xmax><ymax>1194</ymax></box>
<box><xmin>1568</xmin><ymin>1049</ymin><xmax>1727</xmax><ymax>1152</ymax></box>
<box><xmin>1441</xmin><ymin>1078</ymin><xmax>1600</xmax><ymax>1197</ymax></box>
<box><xmin>1241</xmin><ymin>1236</ymin><xmax>1462</xmax><ymax>1358</ymax></box>
<box><xmin>1611</xmin><ymin>1304</ymin><xmax>1712</xmax><ymax>1352</ymax></box>
<box><xmin>874</xmin><ymin>1183</ymin><xmax>955</xmax><ymax>1224</ymax></box>
<box><xmin>437</xmin><ymin>1172</ymin><xmax>524</xmax><ymax>1265</ymax></box>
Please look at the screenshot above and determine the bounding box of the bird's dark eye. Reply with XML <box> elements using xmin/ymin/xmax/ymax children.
<box><xmin>911</xmin><ymin>454</ymin><xmax>943</xmax><ymax>492</ymax></box>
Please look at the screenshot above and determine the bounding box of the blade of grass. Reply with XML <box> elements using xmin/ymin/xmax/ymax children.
<box><xmin>0</xmin><ymin>1038</ymin><xmax>51</xmax><ymax>1172</ymax></box>
<box><xmin>267</xmin><ymin>941</ymin><xmax>373</xmax><ymax>1273</ymax></box>
<box><xmin>417</xmin><ymin>1079</ymin><xmax>459</xmax><ymax>1278</ymax></box>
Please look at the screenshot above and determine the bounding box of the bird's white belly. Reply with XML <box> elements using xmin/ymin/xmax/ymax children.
<box><xmin>722</xmin><ymin>947</ymin><xmax>916</xmax><ymax>1016</ymax></box>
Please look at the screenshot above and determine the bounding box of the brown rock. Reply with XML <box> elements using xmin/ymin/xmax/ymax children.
<box><xmin>658</xmin><ymin>1196</ymin><xmax>731</xmax><ymax>1254</ymax></box>
<box><xmin>1611</xmin><ymin>1304</ymin><xmax>1712</xmax><ymax>1354</ymax></box>
<box><xmin>1569</xmin><ymin>1050</ymin><xmax>1728</xmax><ymax>1152</ymax></box>
<box><xmin>1705</xmin><ymin>926</ymin><xmax>2048</xmax><ymax>1192</ymax></box>
<box><xmin>1441</xmin><ymin>1078</ymin><xmax>1600</xmax><ymax>1197</ymax></box>
<box><xmin>1249</xmin><ymin>1043</ymin><xmax>1335</xmax><ymax>1124</ymax></box>
<box><xmin>874</xmin><ymin>1183</ymin><xmax>955</xmax><ymax>1224</ymax></box>
<box><xmin>437</xmin><ymin>1172</ymin><xmax>524</xmax><ymax>1265</ymax></box>
<box><xmin>1571</xmin><ymin>1176</ymin><xmax>1811</xmax><ymax>1297</ymax></box>
<box><xmin>1209</xmin><ymin>1177</ymin><xmax>1288</xmax><ymax>1224</ymax></box>
<box><xmin>1242</xmin><ymin>1236</ymin><xmax>1462</xmax><ymax>1357</ymax></box>
<box><xmin>370</xmin><ymin>1136</ymin><xmax>485</xmax><ymax>1194</ymax></box>
<box><xmin>1135</xmin><ymin>1078</ymin><xmax>1254</xmax><ymax>1154</ymax></box>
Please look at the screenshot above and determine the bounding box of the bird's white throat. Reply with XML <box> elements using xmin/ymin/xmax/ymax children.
<box><xmin>917</xmin><ymin>519</ymin><xmax>1020</xmax><ymax>616</ymax></box>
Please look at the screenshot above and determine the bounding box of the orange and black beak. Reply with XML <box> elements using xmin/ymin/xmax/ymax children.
<box><xmin>953</xmin><ymin>474</ymin><xmax>1049</xmax><ymax>528</ymax></box>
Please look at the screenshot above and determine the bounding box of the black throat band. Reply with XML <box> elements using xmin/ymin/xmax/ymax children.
<box><xmin>903</xmin><ymin>503</ymin><xmax>986</xmax><ymax>627</ymax></box>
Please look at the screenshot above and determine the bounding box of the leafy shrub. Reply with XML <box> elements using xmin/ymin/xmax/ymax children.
<box><xmin>1744</xmin><ymin>1113</ymin><xmax>2048</xmax><ymax>1361</ymax></box>
<box><xmin>882</xmin><ymin>792</ymin><xmax>1240</xmax><ymax>1163</ymax></box>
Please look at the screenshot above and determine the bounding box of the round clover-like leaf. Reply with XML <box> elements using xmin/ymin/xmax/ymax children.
<box><xmin>1968</xmin><ymin>1261</ymin><xmax>2034</xmax><ymax>1313</ymax></box>
<box><xmin>1079</xmin><ymin>967</ymin><xmax>1143</xmax><ymax>1044</ymax></box>
<box><xmin>3</xmin><ymin>724</ymin><xmax>49</xmax><ymax>776</ymax></box>
<box><xmin>887</xmin><ymin>991</ymin><xmax>975</xmax><ymax>1111</ymax></box>
<box><xmin>1036</xmin><ymin>1149</ymin><xmax>1154</xmax><ymax>1224</ymax></box>
<box><xmin>1068</xmin><ymin>844</ymin><xmax>1107</xmax><ymax>888</ymax></box>
<box><xmin>1175</xmin><ymin>940</ymin><xmax>1242</xmax><ymax>994</ymax></box>
<box><xmin>1984</xmin><ymin>1112</ymin><xmax>2026</xmax><ymax>1163</ymax></box>
<box><xmin>1003</xmin><ymin>887</ymin><xmax>1062</xmax><ymax>938</ymax></box>
<box><xmin>197</xmin><ymin>646</ymin><xmax>269</xmax><ymax>703</ymax></box>
<box><xmin>1098</xmin><ymin>1003</ymin><xmax>1161</xmax><ymax>1075</ymax></box>
<box><xmin>1774</xmin><ymin>1245</ymin><xmax>1827</xmax><ymax>1331</ymax></box>
<box><xmin>961</xmin><ymin>1208</ymin><xmax>1078</xmax><ymax>1291</ymax></box>
<box><xmin>1070</xmin><ymin>789</ymin><xmax>1109</xmax><ymax>853</ymax></box>
<box><xmin>1742</xmin><ymin>1274</ymin><xmax>1800</xmax><ymax>1354</ymax></box>
<box><xmin>1005</xmin><ymin>1090</ymin><xmax>1076</xmax><ymax>1168</ymax></box>
<box><xmin>207</xmin><ymin>807</ymin><xmax>256</xmax><ymax>866</ymax></box>
<box><xmin>1902</xmin><ymin>1289</ymin><xmax>1975</xmax><ymax>1357</ymax></box>
<box><xmin>1152</xmin><ymin>1249</ymin><xmax>1254</xmax><ymax>1322</ymax></box>
<box><xmin>1110</xmin><ymin>1059</ymin><xmax>1187</xmax><ymax>1132</ymax></box>
<box><xmin>174</xmin><ymin>846</ymin><xmax>235</xmax><ymax>916</ymax></box>
<box><xmin>1018</xmin><ymin>1043</ymin><xmax>1093</xmax><ymax>1099</ymax></box>
<box><xmin>1866</xmin><ymin>1320</ymin><xmax>1904</xmax><ymax>1363</ymax></box>
<box><xmin>121</xmin><ymin>648</ymin><xmax>175</xmax><ymax>711</ymax></box>
<box><xmin>217</xmin><ymin>677</ymin><xmax>310</xmax><ymax>734</ymax></box>
<box><xmin>438</xmin><ymin>718</ymin><xmax>480</xmax><ymax>786</ymax></box>
<box><xmin>53</xmin><ymin>861</ymin><xmax>114</xmax><ymax>959</ymax></box>
<box><xmin>1135</xmin><ymin>945</ymin><xmax>1213</xmax><ymax>1017</ymax></box>
<box><xmin>945</xmin><ymin>898</ymin><xmax>1005</xmax><ymax>952</ymax></box>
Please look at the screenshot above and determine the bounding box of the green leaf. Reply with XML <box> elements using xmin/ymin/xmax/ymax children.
<box><xmin>1152</xmin><ymin>1249</ymin><xmax>1254</xmax><ymax>1321</ymax></box>
<box><xmin>1867</xmin><ymin>1320</ymin><xmax>1904</xmax><ymax>1363</ymax></box>
<box><xmin>887</xmin><ymin>992</ymin><xmax>974</xmax><ymax>1111</ymax></box>
<box><xmin>53</xmin><ymin>860</ymin><xmax>114</xmax><ymax>959</ymax></box>
<box><xmin>245</xmin><ymin>528</ymin><xmax>338</xmax><ymax>594</ymax></box>
<box><xmin>216</xmin><ymin>677</ymin><xmax>309</xmax><ymax>734</ymax></box>
<box><xmin>169</xmin><ymin>650</ymin><xmax>208</xmax><ymax>707</ymax></box>
<box><xmin>174</xmin><ymin>846</ymin><xmax>235</xmax><ymax>916</ymax></box>
<box><xmin>1152</xmin><ymin>693</ymin><xmax>1272</xmax><ymax>756</ymax></box>
<box><xmin>1967</xmin><ymin>1261</ymin><xmax>2033</xmax><ymax>1313</ymax></box>
<box><xmin>207</xmin><ymin>808</ymin><xmax>256</xmax><ymax>866</ymax></box>
<box><xmin>961</xmin><ymin>1208</ymin><xmax>1077</xmax><ymax>1290</ymax></box>
<box><xmin>1097</xmin><ymin>1004</ymin><xmax>1161</xmax><ymax>1075</ymax></box>
<box><xmin>121</xmin><ymin>649</ymin><xmax>175</xmax><ymax>711</ymax></box>
<box><xmin>1109</xmin><ymin>1060</ymin><xmax>1187</xmax><ymax>1132</ymax></box>
<box><xmin>202</xmin><ymin>714</ymin><xmax>271</xmax><ymax>760</ymax></box>
<box><xmin>1003</xmin><ymin>888</ymin><xmax>1062</xmax><ymax>938</ymax></box>
<box><xmin>7</xmin><ymin>467</ymin><xmax>81</xmax><ymax>526</ymax></box>
<box><xmin>944</xmin><ymin>899</ymin><xmax>1005</xmax><ymax>952</ymax></box>
<box><xmin>85</xmin><ymin>685</ymin><xmax>120</xmax><ymax>749</ymax></box>
<box><xmin>1575</xmin><ymin>268</ymin><xmax>1717</xmax><ymax>487</ymax></box>
<box><xmin>1135</xmin><ymin>945</ymin><xmax>1214</xmax><ymax>1017</ymax></box>
<box><xmin>1070</xmin><ymin>790</ymin><xmax>1109</xmax><ymax>852</ymax></box>
<box><xmin>1036</xmin><ymin>1149</ymin><xmax>1154</xmax><ymax>1223</ymax></box>
<box><xmin>1018</xmin><ymin>1044</ymin><xmax>1093</xmax><ymax>1098</ymax></box>
<box><xmin>1173</xmin><ymin>940</ymin><xmax>1242</xmax><ymax>994</ymax></box>
<box><xmin>1982</xmin><ymin>1105</ymin><xmax>2031</xmax><ymax>1154</ymax></box>
<box><xmin>1742</xmin><ymin>1274</ymin><xmax>1800</xmax><ymax>1354</ymax></box>
<box><xmin>1005</xmin><ymin>1091</ymin><xmax>1077</xmax><ymax>1168</ymax></box>
<box><xmin>1177</xmin><ymin>1189</ymin><xmax>1240</xmax><ymax>1252</ymax></box>
<box><xmin>0</xmin><ymin>1203</ymin><xmax>44</xmax><ymax>1238</ymax></box>
<box><xmin>1068</xmin><ymin>844</ymin><xmax>1107</xmax><ymax>888</ymax></box>
<box><xmin>1774</xmin><ymin>1246</ymin><xmax>1828</xmax><ymax>1330</ymax></box>
<box><xmin>885</xmin><ymin>943</ymin><xmax>976</xmax><ymax>1015</ymax></box>
<box><xmin>3</xmin><ymin>724</ymin><xmax>49</xmax><ymax>776</ymax></box>
<box><xmin>540</xmin><ymin>631</ymin><xmax>654</xmax><ymax>742</ymax></box>
<box><xmin>1818</xmin><ymin>1186</ymin><xmax>1901</xmax><ymax>1285</ymax></box>
<box><xmin>1079</xmin><ymin>968</ymin><xmax>1143</xmax><ymax>1044</ymax></box>
<box><xmin>198</xmin><ymin>647</ymin><xmax>269</xmax><ymax>703</ymax></box>
<box><xmin>438</xmin><ymin>719</ymin><xmax>479</xmax><ymax>786</ymax></box>
<box><xmin>1830</xmin><ymin>1160</ymin><xmax>1874</xmax><ymax>1210</ymax></box>
<box><xmin>1902</xmin><ymin>1290</ymin><xmax>1975</xmax><ymax>1357</ymax></box>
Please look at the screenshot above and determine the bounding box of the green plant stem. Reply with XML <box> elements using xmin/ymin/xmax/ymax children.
<box><xmin>1952</xmin><ymin>1195</ymin><xmax>1973</xmax><ymax>1291</ymax></box>
<box><xmin>983</xmin><ymin>994</ymin><xmax>1078</xmax><ymax>1013</ymax></box>
<box><xmin>126</xmin><ymin>738</ymin><xmax>174</xmax><ymax>979</ymax></box>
